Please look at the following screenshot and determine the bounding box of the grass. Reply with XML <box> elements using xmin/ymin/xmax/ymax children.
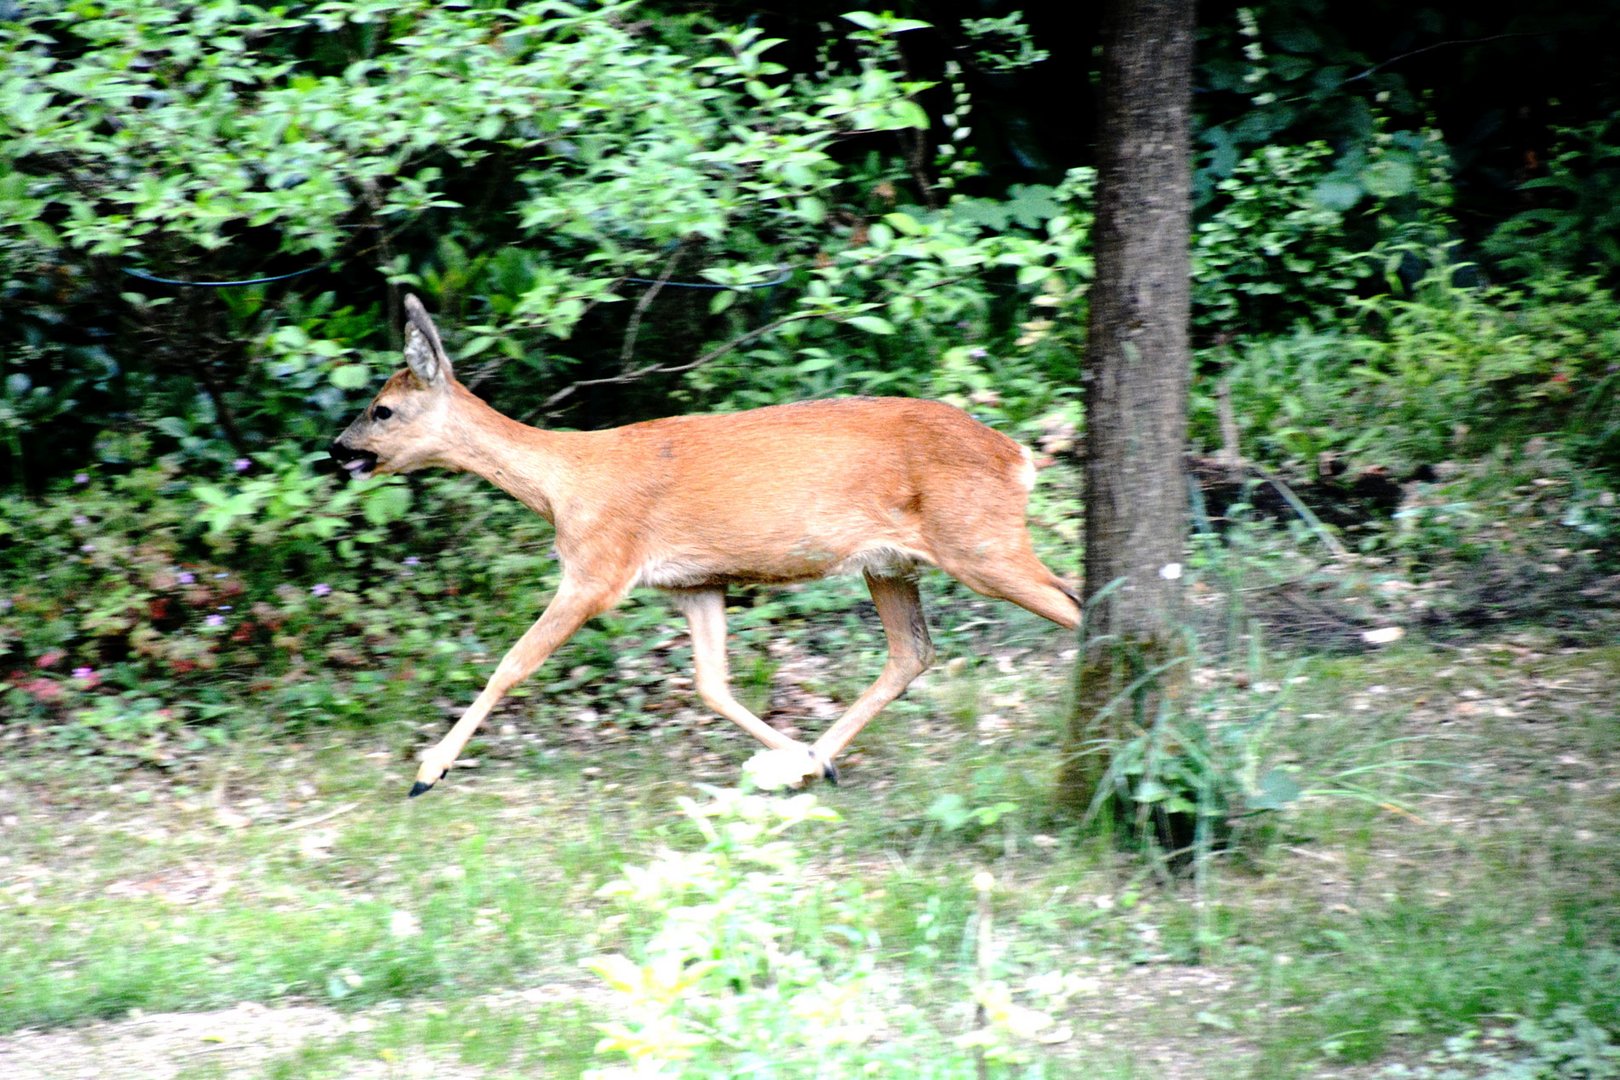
<box><xmin>2</xmin><ymin>614</ymin><xmax>1618</xmax><ymax>1077</ymax></box>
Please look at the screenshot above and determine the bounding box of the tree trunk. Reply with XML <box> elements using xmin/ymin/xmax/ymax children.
<box><xmin>1057</xmin><ymin>0</ymin><xmax>1195</xmax><ymax>816</ymax></box>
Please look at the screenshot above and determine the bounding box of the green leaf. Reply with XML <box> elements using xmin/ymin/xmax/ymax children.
<box><xmin>330</xmin><ymin>364</ymin><xmax>372</xmax><ymax>390</ymax></box>
<box><xmin>1134</xmin><ymin>779</ymin><xmax>1170</xmax><ymax>804</ymax></box>
<box><xmin>1310</xmin><ymin>179</ymin><xmax>1362</xmax><ymax>212</ymax></box>
<box><xmin>1360</xmin><ymin>157</ymin><xmax>1416</xmax><ymax>200</ymax></box>
<box><xmin>889</xmin><ymin>100</ymin><xmax>930</xmax><ymax>130</ymax></box>
<box><xmin>846</xmin><ymin>315</ymin><xmax>895</xmax><ymax>335</ymax></box>
<box><xmin>925</xmin><ymin>793</ymin><xmax>971</xmax><ymax>831</ymax></box>
<box><xmin>882</xmin><ymin>211</ymin><xmax>923</xmax><ymax>235</ymax></box>
<box><xmin>1249</xmin><ymin>768</ymin><xmax>1303</xmax><ymax>811</ymax></box>
<box><xmin>362</xmin><ymin>483</ymin><xmax>411</xmax><ymax>527</ymax></box>
<box><xmin>795</xmin><ymin>353</ymin><xmax>837</xmax><ymax>373</ymax></box>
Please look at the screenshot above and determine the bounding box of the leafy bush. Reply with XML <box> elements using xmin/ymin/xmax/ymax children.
<box><xmin>1388</xmin><ymin>1004</ymin><xmax>1620</xmax><ymax>1080</ymax></box>
<box><xmin>1191</xmin><ymin>269</ymin><xmax>1620</xmax><ymax>487</ymax></box>
<box><xmin>1191</xmin><ymin>7</ymin><xmax>1458</xmax><ymax>336</ymax></box>
<box><xmin>1</xmin><ymin>0</ymin><xmax>1093</xmax><ymax>504</ymax></box>
<box><xmin>1194</xmin><ymin>142</ymin><xmax>1384</xmax><ymax>334</ymax></box>
<box><xmin>584</xmin><ymin>786</ymin><xmax>1070</xmax><ymax>1077</ymax></box>
<box><xmin>1486</xmin><ymin>116</ymin><xmax>1620</xmax><ymax>282</ymax></box>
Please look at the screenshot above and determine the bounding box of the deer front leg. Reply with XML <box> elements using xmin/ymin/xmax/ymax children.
<box><xmin>410</xmin><ymin>575</ymin><xmax>626</xmax><ymax>797</ymax></box>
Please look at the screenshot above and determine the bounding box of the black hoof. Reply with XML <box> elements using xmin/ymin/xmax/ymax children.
<box><xmin>408</xmin><ymin>780</ymin><xmax>435</xmax><ymax>798</ymax></box>
<box><xmin>807</xmin><ymin>748</ymin><xmax>839</xmax><ymax>786</ymax></box>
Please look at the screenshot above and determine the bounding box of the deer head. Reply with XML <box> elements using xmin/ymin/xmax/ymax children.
<box><xmin>329</xmin><ymin>296</ymin><xmax>461</xmax><ymax>480</ymax></box>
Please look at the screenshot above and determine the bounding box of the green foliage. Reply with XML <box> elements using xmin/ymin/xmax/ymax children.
<box><xmin>1383</xmin><ymin>1006</ymin><xmax>1620</xmax><ymax>1079</ymax></box>
<box><xmin>0</xmin><ymin>0</ymin><xmax>1089</xmax><ymax>499</ymax></box>
<box><xmin>1348</xmin><ymin>270</ymin><xmax>1620</xmax><ymax>477</ymax></box>
<box><xmin>1486</xmin><ymin>116</ymin><xmax>1620</xmax><ymax>282</ymax></box>
<box><xmin>1192</xmin><ymin>6</ymin><xmax>1457</xmax><ymax>335</ymax></box>
<box><xmin>1077</xmin><ymin>637</ymin><xmax>1298</xmax><ymax>864</ymax></box>
<box><xmin>0</xmin><ymin>1</ymin><xmax>918</xmax><ymax>275</ymax></box>
<box><xmin>959</xmin><ymin>12</ymin><xmax>1049</xmax><ymax>74</ymax></box>
<box><xmin>1194</xmin><ymin>142</ymin><xmax>1381</xmax><ymax>333</ymax></box>
<box><xmin>1190</xmin><ymin>269</ymin><xmax>1620</xmax><ymax>494</ymax></box>
<box><xmin>690</xmin><ymin>167</ymin><xmax>1091</xmax><ymax>421</ymax></box>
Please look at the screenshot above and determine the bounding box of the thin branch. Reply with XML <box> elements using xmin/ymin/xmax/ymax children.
<box><xmin>531</xmin><ymin>308</ymin><xmax>826</xmax><ymax>415</ymax></box>
<box><xmin>618</xmin><ymin>244</ymin><xmax>685</xmax><ymax>369</ymax></box>
<box><xmin>1345</xmin><ymin>31</ymin><xmax>1542</xmax><ymax>84</ymax></box>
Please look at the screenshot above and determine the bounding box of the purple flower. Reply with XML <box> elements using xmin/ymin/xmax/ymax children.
<box><xmin>72</xmin><ymin>666</ymin><xmax>94</xmax><ymax>679</ymax></box>
<box><xmin>233</xmin><ymin>458</ymin><xmax>251</xmax><ymax>472</ymax></box>
<box><xmin>403</xmin><ymin>556</ymin><xmax>420</xmax><ymax>567</ymax></box>
<box><xmin>205</xmin><ymin>614</ymin><xmax>225</xmax><ymax>628</ymax></box>
<box><xmin>72</xmin><ymin>514</ymin><xmax>90</xmax><ymax>527</ymax></box>
<box><xmin>178</xmin><ymin>571</ymin><xmax>196</xmax><ymax>585</ymax></box>
<box><xmin>74</xmin><ymin>473</ymin><xmax>89</xmax><ymax>485</ymax></box>
<box><xmin>80</xmin><ymin>543</ymin><xmax>95</xmax><ymax>552</ymax></box>
<box><xmin>311</xmin><ymin>583</ymin><xmax>331</xmax><ymax>597</ymax></box>
<box><xmin>968</xmin><ymin>347</ymin><xmax>989</xmax><ymax>360</ymax></box>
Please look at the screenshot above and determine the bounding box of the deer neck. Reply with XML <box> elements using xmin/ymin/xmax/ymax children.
<box><xmin>441</xmin><ymin>389</ymin><xmax>572</xmax><ymax>521</ymax></box>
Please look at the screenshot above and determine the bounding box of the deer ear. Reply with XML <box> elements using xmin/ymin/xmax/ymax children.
<box><xmin>402</xmin><ymin>295</ymin><xmax>453</xmax><ymax>387</ymax></box>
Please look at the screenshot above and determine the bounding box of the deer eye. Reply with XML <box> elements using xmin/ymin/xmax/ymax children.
<box><xmin>372</xmin><ymin>405</ymin><xmax>393</xmax><ymax>421</ymax></box>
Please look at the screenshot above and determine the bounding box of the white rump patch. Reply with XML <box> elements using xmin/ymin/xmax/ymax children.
<box><xmin>1017</xmin><ymin>446</ymin><xmax>1038</xmax><ymax>492</ymax></box>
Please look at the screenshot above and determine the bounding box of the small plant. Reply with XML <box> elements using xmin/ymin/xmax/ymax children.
<box><xmin>1375</xmin><ymin>1004</ymin><xmax>1620</xmax><ymax>1079</ymax></box>
<box><xmin>1086</xmin><ymin>673</ymin><xmax>1301</xmax><ymax>864</ymax></box>
<box><xmin>584</xmin><ymin>787</ymin><xmax>891</xmax><ymax>1075</ymax></box>
<box><xmin>583</xmin><ymin>786</ymin><xmax>1063</xmax><ymax>1077</ymax></box>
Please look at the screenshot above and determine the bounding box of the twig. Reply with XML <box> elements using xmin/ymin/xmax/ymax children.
<box><xmin>1345</xmin><ymin>32</ymin><xmax>1540</xmax><ymax>84</ymax></box>
<box><xmin>1216</xmin><ymin>376</ymin><xmax>1243</xmax><ymax>474</ymax></box>
<box><xmin>619</xmin><ymin>245</ymin><xmax>685</xmax><ymax>369</ymax></box>
<box><xmin>532</xmin><ymin>308</ymin><xmax>825</xmax><ymax>414</ymax></box>
<box><xmin>1253</xmin><ymin>465</ymin><xmax>1351</xmax><ymax>559</ymax></box>
<box><xmin>271</xmin><ymin>801</ymin><xmax>361</xmax><ymax>834</ymax></box>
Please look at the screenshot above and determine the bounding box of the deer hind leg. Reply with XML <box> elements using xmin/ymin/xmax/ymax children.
<box><xmin>411</xmin><ymin>573</ymin><xmax>628</xmax><ymax>797</ymax></box>
<box><xmin>667</xmin><ymin>587</ymin><xmax>807</xmax><ymax>755</ymax></box>
<box><xmin>807</xmin><ymin>571</ymin><xmax>937</xmax><ymax>774</ymax></box>
<box><xmin>934</xmin><ymin>534</ymin><xmax>1081</xmax><ymax>631</ymax></box>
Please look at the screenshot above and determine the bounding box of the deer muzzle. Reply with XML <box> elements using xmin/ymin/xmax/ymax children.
<box><xmin>328</xmin><ymin>440</ymin><xmax>378</xmax><ymax>480</ymax></box>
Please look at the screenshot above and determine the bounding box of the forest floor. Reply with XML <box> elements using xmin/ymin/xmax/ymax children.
<box><xmin>3</xmin><ymin>569</ymin><xmax>1618</xmax><ymax>1079</ymax></box>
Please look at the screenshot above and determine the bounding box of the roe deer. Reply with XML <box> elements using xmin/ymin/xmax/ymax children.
<box><xmin>329</xmin><ymin>296</ymin><xmax>1080</xmax><ymax>796</ymax></box>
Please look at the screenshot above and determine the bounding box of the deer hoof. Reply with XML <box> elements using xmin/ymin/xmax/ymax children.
<box><xmin>815</xmin><ymin>750</ymin><xmax>839</xmax><ymax>786</ymax></box>
<box><xmin>742</xmin><ymin>745</ymin><xmax>827</xmax><ymax>790</ymax></box>
<box><xmin>409</xmin><ymin>760</ymin><xmax>451</xmax><ymax>798</ymax></box>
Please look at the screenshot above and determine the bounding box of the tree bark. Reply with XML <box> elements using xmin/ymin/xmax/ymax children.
<box><xmin>1058</xmin><ymin>0</ymin><xmax>1195</xmax><ymax>815</ymax></box>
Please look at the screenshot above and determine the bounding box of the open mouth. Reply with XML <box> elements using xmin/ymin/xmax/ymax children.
<box><xmin>329</xmin><ymin>442</ymin><xmax>378</xmax><ymax>480</ymax></box>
